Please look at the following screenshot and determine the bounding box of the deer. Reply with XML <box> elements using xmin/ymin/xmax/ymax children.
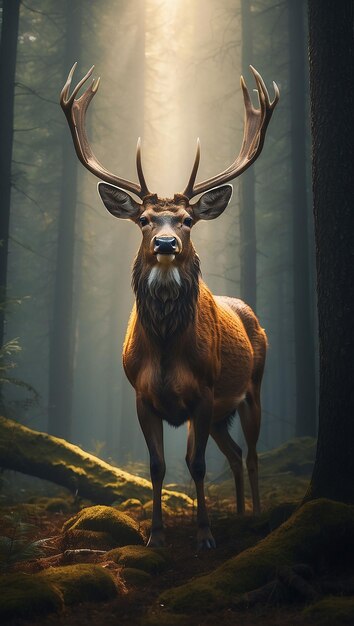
<box><xmin>60</xmin><ymin>63</ymin><xmax>279</xmax><ymax>549</ymax></box>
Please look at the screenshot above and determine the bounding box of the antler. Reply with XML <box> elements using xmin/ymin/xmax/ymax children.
<box><xmin>60</xmin><ymin>63</ymin><xmax>150</xmax><ymax>199</ymax></box>
<box><xmin>183</xmin><ymin>66</ymin><xmax>279</xmax><ymax>199</ymax></box>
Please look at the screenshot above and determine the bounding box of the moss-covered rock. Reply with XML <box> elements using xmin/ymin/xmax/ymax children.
<box><xmin>61</xmin><ymin>528</ymin><xmax>118</xmax><ymax>551</ymax></box>
<box><xmin>107</xmin><ymin>545</ymin><xmax>172</xmax><ymax>574</ymax></box>
<box><xmin>62</xmin><ymin>505</ymin><xmax>144</xmax><ymax>549</ymax></box>
<box><xmin>0</xmin><ymin>572</ymin><xmax>63</xmax><ymax>620</ymax></box>
<box><xmin>0</xmin><ymin>564</ymin><xmax>120</xmax><ymax>621</ymax></box>
<box><xmin>303</xmin><ymin>596</ymin><xmax>354</xmax><ymax>625</ymax></box>
<box><xmin>122</xmin><ymin>567</ymin><xmax>151</xmax><ymax>586</ymax></box>
<box><xmin>37</xmin><ymin>564</ymin><xmax>118</xmax><ymax>605</ymax></box>
<box><xmin>160</xmin><ymin>499</ymin><xmax>354</xmax><ymax>613</ymax></box>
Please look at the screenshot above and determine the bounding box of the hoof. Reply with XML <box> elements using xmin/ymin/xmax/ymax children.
<box><xmin>147</xmin><ymin>530</ymin><xmax>165</xmax><ymax>548</ymax></box>
<box><xmin>197</xmin><ymin>537</ymin><xmax>216</xmax><ymax>550</ymax></box>
<box><xmin>197</xmin><ymin>527</ymin><xmax>216</xmax><ymax>550</ymax></box>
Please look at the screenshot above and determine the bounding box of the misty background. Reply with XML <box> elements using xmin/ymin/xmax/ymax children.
<box><xmin>0</xmin><ymin>0</ymin><xmax>317</xmax><ymax>483</ymax></box>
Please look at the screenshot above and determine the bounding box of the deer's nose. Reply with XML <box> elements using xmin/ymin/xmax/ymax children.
<box><xmin>154</xmin><ymin>236</ymin><xmax>177</xmax><ymax>254</ymax></box>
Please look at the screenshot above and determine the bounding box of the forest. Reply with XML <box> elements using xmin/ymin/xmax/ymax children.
<box><xmin>0</xmin><ymin>0</ymin><xmax>353</xmax><ymax>625</ymax></box>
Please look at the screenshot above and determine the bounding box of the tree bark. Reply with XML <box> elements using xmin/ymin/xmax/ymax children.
<box><xmin>0</xmin><ymin>0</ymin><xmax>20</xmax><ymax>348</ymax></box>
<box><xmin>306</xmin><ymin>0</ymin><xmax>354</xmax><ymax>502</ymax></box>
<box><xmin>0</xmin><ymin>415</ymin><xmax>192</xmax><ymax>507</ymax></box>
<box><xmin>239</xmin><ymin>0</ymin><xmax>256</xmax><ymax>311</ymax></box>
<box><xmin>48</xmin><ymin>1</ymin><xmax>82</xmax><ymax>438</ymax></box>
<box><xmin>288</xmin><ymin>0</ymin><xmax>317</xmax><ymax>437</ymax></box>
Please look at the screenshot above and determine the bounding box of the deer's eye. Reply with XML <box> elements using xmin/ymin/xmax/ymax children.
<box><xmin>183</xmin><ymin>217</ymin><xmax>193</xmax><ymax>228</ymax></box>
<box><xmin>139</xmin><ymin>216</ymin><xmax>149</xmax><ymax>227</ymax></box>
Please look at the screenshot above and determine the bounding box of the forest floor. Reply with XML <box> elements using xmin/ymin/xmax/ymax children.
<box><xmin>1</xmin><ymin>437</ymin><xmax>351</xmax><ymax>626</ymax></box>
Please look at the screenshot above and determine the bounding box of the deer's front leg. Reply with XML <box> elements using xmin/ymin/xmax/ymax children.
<box><xmin>186</xmin><ymin>391</ymin><xmax>215</xmax><ymax>549</ymax></box>
<box><xmin>136</xmin><ymin>396</ymin><xmax>166</xmax><ymax>547</ymax></box>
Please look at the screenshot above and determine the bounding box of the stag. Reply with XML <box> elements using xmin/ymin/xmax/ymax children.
<box><xmin>61</xmin><ymin>63</ymin><xmax>279</xmax><ymax>549</ymax></box>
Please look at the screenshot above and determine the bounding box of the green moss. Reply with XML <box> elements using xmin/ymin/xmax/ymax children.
<box><xmin>259</xmin><ymin>437</ymin><xmax>316</xmax><ymax>476</ymax></box>
<box><xmin>266</xmin><ymin>502</ymin><xmax>298</xmax><ymax>530</ymax></box>
<box><xmin>44</xmin><ymin>497</ymin><xmax>72</xmax><ymax>513</ymax></box>
<box><xmin>27</xmin><ymin>496</ymin><xmax>73</xmax><ymax>513</ymax></box>
<box><xmin>107</xmin><ymin>545</ymin><xmax>172</xmax><ymax>574</ymax></box>
<box><xmin>162</xmin><ymin>583</ymin><xmax>224</xmax><ymax>613</ymax></box>
<box><xmin>161</xmin><ymin>491</ymin><xmax>193</xmax><ymax>510</ymax></box>
<box><xmin>119</xmin><ymin>498</ymin><xmax>144</xmax><ymax>511</ymax></box>
<box><xmin>0</xmin><ymin>563</ymin><xmax>119</xmax><ymax>620</ymax></box>
<box><xmin>142</xmin><ymin>612</ymin><xmax>188</xmax><ymax>626</ymax></box>
<box><xmin>303</xmin><ymin>596</ymin><xmax>354</xmax><ymax>625</ymax></box>
<box><xmin>61</xmin><ymin>528</ymin><xmax>118</xmax><ymax>550</ymax></box>
<box><xmin>208</xmin><ymin>437</ymin><xmax>315</xmax><ymax>507</ymax></box>
<box><xmin>38</xmin><ymin>564</ymin><xmax>118</xmax><ymax>605</ymax></box>
<box><xmin>0</xmin><ymin>416</ymin><xmax>193</xmax><ymax>507</ymax></box>
<box><xmin>160</xmin><ymin>499</ymin><xmax>354</xmax><ymax>613</ymax></box>
<box><xmin>0</xmin><ymin>572</ymin><xmax>63</xmax><ymax>620</ymax></box>
<box><xmin>143</xmin><ymin>500</ymin><xmax>174</xmax><ymax>517</ymax></box>
<box><xmin>63</xmin><ymin>505</ymin><xmax>144</xmax><ymax>547</ymax></box>
<box><xmin>122</xmin><ymin>567</ymin><xmax>151</xmax><ymax>586</ymax></box>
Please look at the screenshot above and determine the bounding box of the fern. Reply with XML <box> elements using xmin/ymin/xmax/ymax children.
<box><xmin>0</xmin><ymin>513</ymin><xmax>44</xmax><ymax>571</ymax></box>
<box><xmin>0</xmin><ymin>338</ymin><xmax>40</xmax><ymax>410</ymax></box>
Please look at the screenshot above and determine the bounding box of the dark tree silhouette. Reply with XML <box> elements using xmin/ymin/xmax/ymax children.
<box><xmin>0</xmin><ymin>0</ymin><xmax>20</xmax><ymax>348</ymax></box>
<box><xmin>307</xmin><ymin>0</ymin><xmax>354</xmax><ymax>503</ymax></box>
<box><xmin>239</xmin><ymin>0</ymin><xmax>256</xmax><ymax>311</ymax></box>
<box><xmin>288</xmin><ymin>0</ymin><xmax>317</xmax><ymax>437</ymax></box>
<box><xmin>48</xmin><ymin>1</ymin><xmax>82</xmax><ymax>438</ymax></box>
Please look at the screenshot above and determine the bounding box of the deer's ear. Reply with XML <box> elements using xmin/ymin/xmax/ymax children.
<box><xmin>191</xmin><ymin>185</ymin><xmax>233</xmax><ymax>221</ymax></box>
<box><xmin>98</xmin><ymin>182</ymin><xmax>141</xmax><ymax>220</ymax></box>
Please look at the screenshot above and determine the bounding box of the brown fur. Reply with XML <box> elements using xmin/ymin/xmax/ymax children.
<box><xmin>124</xmin><ymin>247</ymin><xmax>266</xmax><ymax>428</ymax></box>
<box><xmin>114</xmin><ymin>193</ymin><xmax>266</xmax><ymax>546</ymax></box>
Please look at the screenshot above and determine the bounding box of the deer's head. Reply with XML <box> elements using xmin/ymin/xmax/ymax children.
<box><xmin>97</xmin><ymin>182</ymin><xmax>232</xmax><ymax>269</ymax></box>
<box><xmin>60</xmin><ymin>64</ymin><xmax>278</xmax><ymax>272</ymax></box>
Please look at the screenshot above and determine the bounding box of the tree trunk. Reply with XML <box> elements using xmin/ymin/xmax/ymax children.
<box><xmin>0</xmin><ymin>415</ymin><xmax>192</xmax><ymax>507</ymax></box>
<box><xmin>306</xmin><ymin>0</ymin><xmax>354</xmax><ymax>502</ymax></box>
<box><xmin>288</xmin><ymin>0</ymin><xmax>317</xmax><ymax>437</ymax></box>
<box><xmin>48</xmin><ymin>1</ymin><xmax>82</xmax><ymax>438</ymax></box>
<box><xmin>239</xmin><ymin>0</ymin><xmax>256</xmax><ymax>311</ymax></box>
<box><xmin>0</xmin><ymin>0</ymin><xmax>20</xmax><ymax>348</ymax></box>
<box><xmin>105</xmin><ymin>273</ymin><xmax>120</xmax><ymax>459</ymax></box>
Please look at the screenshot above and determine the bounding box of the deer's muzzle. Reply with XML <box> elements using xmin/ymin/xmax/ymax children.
<box><xmin>154</xmin><ymin>236</ymin><xmax>178</xmax><ymax>255</ymax></box>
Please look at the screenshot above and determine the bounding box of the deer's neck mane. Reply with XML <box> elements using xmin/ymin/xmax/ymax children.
<box><xmin>132</xmin><ymin>248</ymin><xmax>201</xmax><ymax>340</ymax></box>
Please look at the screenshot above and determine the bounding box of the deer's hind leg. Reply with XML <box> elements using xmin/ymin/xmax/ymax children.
<box><xmin>210</xmin><ymin>417</ymin><xmax>245</xmax><ymax>514</ymax></box>
<box><xmin>238</xmin><ymin>384</ymin><xmax>262</xmax><ymax>515</ymax></box>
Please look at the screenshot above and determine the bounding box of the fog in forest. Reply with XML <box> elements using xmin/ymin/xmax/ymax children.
<box><xmin>1</xmin><ymin>0</ymin><xmax>317</xmax><ymax>483</ymax></box>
